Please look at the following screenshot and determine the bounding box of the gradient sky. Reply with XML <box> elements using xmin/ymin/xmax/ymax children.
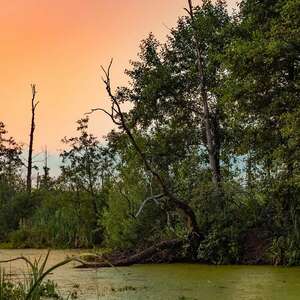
<box><xmin>0</xmin><ymin>0</ymin><xmax>237</xmax><ymax>159</ymax></box>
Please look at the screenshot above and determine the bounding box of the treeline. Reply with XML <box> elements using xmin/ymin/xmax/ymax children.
<box><xmin>0</xmin><ymin>0</ymin><xmax>299</xmax><ymax>265</ymax></box>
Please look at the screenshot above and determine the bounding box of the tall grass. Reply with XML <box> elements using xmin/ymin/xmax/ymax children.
<box><xmin>0</xmin><ymin>250</ymin><xmax>76</xmax><ymax>300</ymax></box>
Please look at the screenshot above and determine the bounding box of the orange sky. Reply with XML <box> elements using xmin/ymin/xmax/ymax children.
<box><xmin>0</xmin><ymin>0</ymin><xmax>237</xmax><ymax>157</ymax></box>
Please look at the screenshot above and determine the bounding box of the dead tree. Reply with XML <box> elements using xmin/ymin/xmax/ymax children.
<box><xmin>186</xmin><ymin>0</ymin><xmax>222</xmax><ymax>187</ymax></box>
<box><xmin>89</xmin><ymin>59</ymin><xmax>203</xmax><ymax>258</ymax></box>
<box><xmin>76</xmin><ymin>239</ymin><xmax>184</xmax><ymax>268</ymax></box>
<box><xmin>26</xmin><ymin>84</ymin><xmax>39</xmax><ymax>193</ymax></box>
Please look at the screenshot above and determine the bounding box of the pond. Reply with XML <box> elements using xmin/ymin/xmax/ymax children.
<box><xmin>0</xmin><ymin>249</ymin><xmax>300</xmax><ymax>299</ymax></box>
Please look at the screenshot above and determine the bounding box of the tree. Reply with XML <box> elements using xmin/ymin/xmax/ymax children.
<box><xmin>26</xmin><ymin>84</ymin><xmax>39</xmax><ymax>193</ymax></box>
<box><xmin>89</xmin><ymin>0</ymin><xmax>235</xmax><ymax>259</ymax></box>
<box><xmin>223</xmin><ymin>0</ymin><xmax>300</xmax><ymax>264</ymax></box>
<box><xmin>0</xmin><ymin>122</ymin><xmax>26</xmax><ymax>241</ymax></box>
<box><xmin>38</xmin><ymin>147</ymin><xmax>53</xmax><ymax>190</ymax></box>
<box><xmin>60</xmin><ymin>117</ymin><xmax>112</xmax><ymax>217</ymax></box>
<box><xmin>223</xmin><ymin>0</ymin><xmax>300</xmax><ymax>196</ymax></box>
<box><xmin>90</xmin><ymin>59</ymin><xmax>203</xmax><ymax>258</ymax></box>
<box><xmin>0</xmin><ymin>121</ymin><xmax>23</xmax><ymax>186</ymax></box>
<box><xmin>125</xmin><ymin>0</ymin><xmax>231</xmax><ymax>191</ymax></box>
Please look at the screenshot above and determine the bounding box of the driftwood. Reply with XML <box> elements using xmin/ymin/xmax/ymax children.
<box><xmin>76</xmin><ymin>239</ymin><xmax>184</xmax><ymax>268</ymax></box>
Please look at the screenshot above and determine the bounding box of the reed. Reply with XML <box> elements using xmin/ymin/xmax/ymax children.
<box><xmin>0</xmin><ymin>250</ymin><xmax>77</xmax><ymax>300</ymax></box>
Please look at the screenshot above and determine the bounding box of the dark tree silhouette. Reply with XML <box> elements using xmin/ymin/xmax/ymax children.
<box><xmin>26</xmin><ymin>84</ymin><xmax>39</xmax><ymax>193</ymax></box>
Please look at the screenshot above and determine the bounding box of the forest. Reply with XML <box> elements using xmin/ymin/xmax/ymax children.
<box><xmin>0</xmin><ymin>0</ymin><xmax>299</xmax><ymax>268</ymax></box>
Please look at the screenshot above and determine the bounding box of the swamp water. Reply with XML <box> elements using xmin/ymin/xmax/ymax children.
<box><xmin>0</xmin><ymin>249</ymin><xmax>300</xmax><ymax>300</ymax></box>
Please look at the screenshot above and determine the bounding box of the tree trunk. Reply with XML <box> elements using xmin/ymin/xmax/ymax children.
<box><xmin>76</xmin><ymin>239</ymin><xmax>184</xmax><ymax>268</ymax></box>
<box><xmin>188</xmin><ymin>0</ymin><xmax>222</xmax><ymax>187</ymax></box>
<box><xmin>26</xmin><ymin>84</ymin><xmax>38</xmax><ymax>194</ymax></box>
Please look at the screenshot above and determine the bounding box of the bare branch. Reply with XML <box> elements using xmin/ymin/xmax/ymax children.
<box><xmin>31</xmin><ymin>84</ymin><xmax>39</xmax><ymax>110</ymax></box>
<box><xmin>85</xmin><ymin>108</ymin><xmax>122</xmax><ymax>126</ymax></box>
<box><xmin>34</xmin><ymin>101</ymin><xmax>40</xmax><ymax>110</ymax></box>
<box><xmin>184</xmin><ymin>0</ymin><xmax>194</xmax><ymax>18</ymax></box>
<box><xmin>135</xmin><ymin>193</ymin><xmax>165</xmax><ymax>218</ymax></box>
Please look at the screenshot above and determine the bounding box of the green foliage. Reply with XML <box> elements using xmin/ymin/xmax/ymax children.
<box><xmin>0</xmin><ymin>268</ymin><xmax>23</xmax><ymax>299</ymax></box>
<box><xmin>0</xmin><ymin>189</ymin><xmax>36</xmax><ymax>242</ymax></box>
<box><xmin>10</xmin><ymin>191</ymin><xmax>99</xmax><ymax>248</ymax></box>
<box><xmin>101</xmin><ymin>156</ymin><xmax>167</xmax><ymax>249</ymax></box>
<box><xmin>198</xmin><ymin>222</ymin><xmax>242</xmax><ymax>265</ymax></box>
<box><xmin>270</xmin><ymin>233</ymin><xmax>300</xmax><ymax>266</ymax></box>
<box><xmin>0</xmin><ymin>121</ymin><xmax>23</xmax><ymax>184</ymax></box>
<box><xmin>60</xmin><ymin>117</ymin><xmax>112</xmax><ymax>200</ymax></box>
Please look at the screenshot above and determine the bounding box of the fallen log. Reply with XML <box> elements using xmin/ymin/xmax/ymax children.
<box><xmin>76</xmin><ymin>239</ymin><xmax>184</xmax><ymax>268</ymax></box>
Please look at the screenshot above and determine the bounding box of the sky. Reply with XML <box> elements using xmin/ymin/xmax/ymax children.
<box><xmin>0</xmin><ymin>0</ymin><xmax>237</xmax><ymax>173</ymax></box>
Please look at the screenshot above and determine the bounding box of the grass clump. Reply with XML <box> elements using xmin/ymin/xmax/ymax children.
<box><xmin>0</xmin><ymin>250</ymin><xmax>77</xmax><ymax>300</ymax></box>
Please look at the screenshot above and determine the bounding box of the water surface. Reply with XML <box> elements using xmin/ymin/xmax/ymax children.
<box><xmin>0</xmin><ymin>249</ymin><xmax>300</xmax><ymax>299</ymax></box>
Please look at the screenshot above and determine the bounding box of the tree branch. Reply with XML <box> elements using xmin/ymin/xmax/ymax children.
<box><xmin>135</xmin><ymin>193</ymin><xmax>165</xmax><ymax>218</ymax></box>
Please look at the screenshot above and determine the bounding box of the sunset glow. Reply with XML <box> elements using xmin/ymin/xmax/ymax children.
<box><xmin>0</xmin><ymin>0</ymin><xmax>236</xmax><ymax>154</ymax></box>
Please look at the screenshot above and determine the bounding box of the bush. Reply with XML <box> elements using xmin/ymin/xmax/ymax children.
<box><xmin>198</xmin><ymin>222</ymin><xmax>242</xmax><ymax>264</ymax></box>
<box><xmin>101</xmin><ymin>183</ymin><xmax>167</xmax><ymax>250</ymax></box>
<box><xmin>270</xmin><ymin>234</ymin><xmax>300</xmax><ymax>266</ymax></box>
<box><xmin>9</xmin><ymin>191</ymin><xmax>100</xmax><ymax>249</ymax></box>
